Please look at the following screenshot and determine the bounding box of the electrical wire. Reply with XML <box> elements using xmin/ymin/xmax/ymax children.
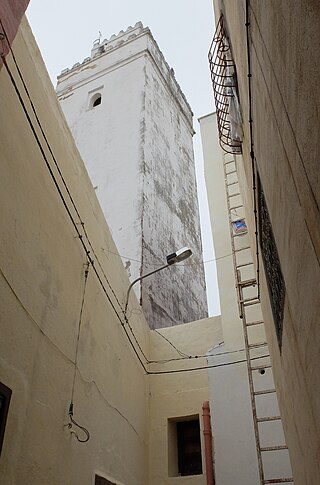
<box><xmin>148</xmin><ymin>345</ymin><xmax>249</xmax><ymax>364</ymax></box>
<box><xmin>69</xmin><ymin>261</ymin><xmax>91</xmax><ymax>443</ymax></box>
<box><xmin>148</xmin><ymin>353</ymin><xmax>270</xmax><ymax>375</ymax></box>
<box><xmin>1</xmin><ymin>28</ymin><xmax>232</xmax><ymax>372</ymax></box>
<box><xmin>102</xmin><ymin>246</ymin><xmax>234</xmax><ymax>268</ymax></box>
<box><xmin>0</xmin><ymin>27</ymin><xmax>269</xmax><ymax>378</ymax></box>
<box><xmin>70</xmin><ymin>262</ymin><xmax>90</xmax><ymax>401</ymax></box>
<box><xmin>248</xmin><ymin>5</ymin><xmax>320</xmax><ymax>269</ymax></box>
<box><xmin>0</xmin><ymin>32</ymin><xmax>210</xmax><ymax>371</ymax></box>
<box><xmin>249</xmin><ymin>3</ymin><xmax>319</xmax><ymax>219</ymax></box>
<box><xmin>0</xmin><ymin>264</ymin><xmax>72</xmax><ymax>364</ymax></box>
<box><xmin>154</xmin><ymin>329</ymin><xmax>190</xmax><ymax>358</ymax></box>
<box><xmin>0</xmin><ymin>30</ymin><xmax>124</xmax><ymax>325</ymax></box>
<box><xmin>245</xmin><ymin>1</ymin><xmax>260</xmax><ymax>299</ymax></box>
<box><xmin>122</xmin><ymin>313</ymin><xmax>150</xmax><ymax>363</ymax></box>
<box><xmin>0</xmin><ymin>25</ymin><xmax>124</xmax><ymax>313</ymax></box>
<box><xmin>0</xmin><ymin>255</ymin><xmax>270</xmax><ymax>379</ymax></box>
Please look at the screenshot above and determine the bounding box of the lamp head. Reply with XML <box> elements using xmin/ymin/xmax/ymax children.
<box><xmin>166</xmin><ymin>247</ymin><xmax>192</xmax><ymax>265</ymax></box>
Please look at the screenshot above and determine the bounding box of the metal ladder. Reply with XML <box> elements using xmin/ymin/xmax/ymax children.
<box><xmin>223</xmin><ymin>155</ymin><xmax>294</xmax><ymax>485</ymax></box>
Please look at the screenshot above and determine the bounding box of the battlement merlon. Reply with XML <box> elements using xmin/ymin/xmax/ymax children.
<box><xmin>56</xmin><ymin>22</ymin><xmax>194</xmax><ymax>133</ymax></box>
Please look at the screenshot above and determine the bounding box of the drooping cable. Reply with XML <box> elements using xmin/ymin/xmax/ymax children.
<box><xmin>0</xmin><ymin>21</ymin><xmax>124</xmax><ymax>313</ymax></box>
<box><xmin>148</xmin><ymin>353</ymin><xmax>270</xmax><ymax>375</ymax></box>
<box><xmin>68</xmin><ymin>262</ymin><xmax>90</xmax><ymax>443</ymax></box>
<box><xmin>122</xmin><ymin>313</ymin><xmax>150</xmax><ymax>363</ymax></box>
<box><xmin>102</xmin><ymin>246</ymin><xmax>234</xmax><ymax>268</ymax></box>
<box><xmin>0</xmin><ymin>25</ymin><xmax>268</xmax><ymax>377</ymax></box>
<box><xmin>0</xmin><ymin>38</ymin><xmax>124</xmax><ymax>326</ymax></box>
<box><xmin>245</xmin><ymin>0</ymin><xmax>260</xmax><ymax>298</ymax></box>
<box><xmin>154</xmin><ymin>329</ymin><xmax>190</xmax><ymax>358</ymax></box>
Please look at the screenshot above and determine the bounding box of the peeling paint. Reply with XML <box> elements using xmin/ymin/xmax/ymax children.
<box><xmin>57</xmin><ymin>23</ymin><xmax>208</xmax><ymax>329</ymax></box>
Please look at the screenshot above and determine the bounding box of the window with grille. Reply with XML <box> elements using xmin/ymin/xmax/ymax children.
<box><xmin>208</xmin><ymin>15</ymin><xmax>243</xmax><ymax>154</ymax></box>
<box><xmin>258</xmin><ymin>174</ymin><xmax>285</xmax><ymax>347</ymax></box>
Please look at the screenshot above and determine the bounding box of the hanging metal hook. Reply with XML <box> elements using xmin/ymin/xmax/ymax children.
<box><xmin>68</xmin><ymin>403</ymin><xmax>90</xmax><ymax>443</ymax></box>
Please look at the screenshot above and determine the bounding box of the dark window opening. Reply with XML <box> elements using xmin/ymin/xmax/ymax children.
<box><xmin>0</xmin><ymin>382</ymin><xmax>12</xmax><ymax>456</ymax></box>
<box><xmin>177</xmin><ymin>419</ymin><xmax>203</xmax><ymax>476</ymax></box>
<box><xmin>93</xmin><ymin>96</ymin><xmax>102</xmax><ymax>107</ymax></box>
<box><xmin>95</xmin><ymin>475</ymin><xmax>115</xmax><ymax>485</ymax></box>
<box><xmin>258</xmin><ymin>174</ymin><xmax>285</xmax><ymax>347</ymax></box>
<box><xmin>90</xmin><ymin>92</ymin><xmax>102</xmax><ymax>109</ymax></box>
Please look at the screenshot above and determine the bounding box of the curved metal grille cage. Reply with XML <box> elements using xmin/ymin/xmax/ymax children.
<box><xmin>208</xmin><ymin>15</ymin><xmax>242</xmax><ymax>154</ymax></box>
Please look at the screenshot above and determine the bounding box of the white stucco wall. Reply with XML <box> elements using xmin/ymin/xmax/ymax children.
<box><xmin>56</xmin><ymin>27</ymin><xmax>146</xmax><ymax>289</ymax></box>
<box><xmin>199</xmin><ymin>113</ymin><xmax>260</xmax><ymax>485</ymax></box>
<box><xmin>56</xmin><ymin>22</ymin><xmax>207</xmax><ymax>329</ymax></box>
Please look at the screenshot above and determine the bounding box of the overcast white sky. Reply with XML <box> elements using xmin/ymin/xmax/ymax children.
<box><xmin>26</xmin><ymin>0</ymin><xmax>220</xmax><ymax>315</ymax></box>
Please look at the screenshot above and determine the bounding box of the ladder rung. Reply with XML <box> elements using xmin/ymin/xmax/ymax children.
<box><xmin>230</xmin><ymin>204</ymin><xmax>243</xmax><ymax>210</ymax></box>
<box><xmin>257</xmin><ymin>415</ymin><xmax>281</xmax><ymax>422</ymax></box>
<box><xmin>226</xmin><ymin>169</ymin><xmax>236</xmax><ymax>174</ymax></box>
<box><xmin>232</xmin><ymin>231</ymin><xmax>248</xmax><ymax>237</ymax></box>
<box><xmin>248</xmin><ymin>342</ymin><xmax>268</xmax><ymax>349</ymax></box>
<box><xmin>251</xmin><ymin>364</ymin><xmax>272</xmax><ymax>371</ymax></box>
<box><xmin>260</xmin><ymin>445</ymin><xmax>288</xmax><ymax>452</ymax></box>
<box><xmin>234</xmin><ymin>245</ymin><xmax>251</xmax><ymax>252</ymax></box>
<box><xmin>224</xmin><ymin>160</ymin><xmax>235</xmax><ymax>165</ymax></box>
<box><xmin>254</xmin><ymin>388</ymin><xmax>276</xmax><ymax>396</ymax></box>
<box><xmin>242</xmin><ymin>299</ymin><xmax>260</xmax><ymax>307</ymax></box>
<box><xmin>246</xmin><ymin>320</ymin><xmax>264</xmax><ymax>327</ymax></box>
<box><xmin>240</xmin><ymin>297</ymin><xmax>259</xmax><ymax>303</ymax></box>
<box><xmin>251</xmin><ymin>355</ymin><xmax>270</xmax><ymax>362</ymax></box>
<box><xmin>226</xmin><ymin>180</ymin><xmax>238</xmax><ymax>187</ymax></box>
<box><xmin>238</xmin><ymin>277</ymin><xmax>257</xmax><ymax>288</ymax></box>
<box><xmin>228</xmin><ymin>192</ymin><xmax>240</xmax><ymax>197</ymax></box>
<box><xmin>236</xmin><ymin>261</ymin><xmax>253</xmax><ymax>268</ymax></box>
<box><xmin>263</xmin><ymin>479</ymin><xmax>294</xmax><ymax>484</ymax></box>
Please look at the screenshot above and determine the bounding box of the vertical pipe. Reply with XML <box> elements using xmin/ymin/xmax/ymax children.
<box><xmin>202</xmin><ymin>400</ymin><xmax>214</xmax><ymax>485</ymax></box>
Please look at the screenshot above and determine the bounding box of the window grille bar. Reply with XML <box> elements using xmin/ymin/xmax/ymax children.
<box><xmin>208</xmin><ymin>15</ymin><xmax>242</xmax><ymax>154</ymax></box>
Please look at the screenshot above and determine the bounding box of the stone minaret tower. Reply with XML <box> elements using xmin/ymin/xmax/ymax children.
<box><xmin>56</xmin><ymin>22</ymin><xmax>207</xmax><ymax>329</ymax></box>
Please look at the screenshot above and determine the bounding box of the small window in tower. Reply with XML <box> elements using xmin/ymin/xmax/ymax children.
<box><xmin>90</xmin><ymin>93</ymin><xmax>102</xmax><ymax>109</ymax></box>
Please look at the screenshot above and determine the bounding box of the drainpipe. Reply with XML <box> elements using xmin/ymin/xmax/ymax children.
<box><xmin>202</xmin><ymin>401</ymin><xmax>214</xmax><ymax>485</ymax></box>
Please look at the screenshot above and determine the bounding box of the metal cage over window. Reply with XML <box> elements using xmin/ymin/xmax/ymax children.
<box><xmin>208</xmin><ymin>15</ymin><xmax>243</xmax><ymax>155</ymax></box>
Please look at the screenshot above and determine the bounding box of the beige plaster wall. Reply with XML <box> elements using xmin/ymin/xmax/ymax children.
<box><xmin>148</xmin><ymin>317</ymin><xmax>223</xmax><ymax>485</ymax></box>
<box><xmin>0</xmin><ymin>16</ymin><xmax>219</xmax><ymax>485</ymax></box>
<box><xmin>0</xmin><ymin>17</ymin><xmax>150</xmax><ymax>485</ymax></box>
<box><xmin>212</xmin><ymin>2</ymin><xmax>320</xmax><ymax>484</ymax></box>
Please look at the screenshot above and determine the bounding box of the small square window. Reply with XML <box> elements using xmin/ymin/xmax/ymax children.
<box><xmin>168</xmin><ymin>415</ymin><xmax>203</xmax><ymax>477</ymax></box>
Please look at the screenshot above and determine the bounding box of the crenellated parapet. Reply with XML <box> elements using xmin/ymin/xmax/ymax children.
<box><xmin>57</xmin><ymin>21</ymin><xmax>193</xmax><ymax>129</ymax></box>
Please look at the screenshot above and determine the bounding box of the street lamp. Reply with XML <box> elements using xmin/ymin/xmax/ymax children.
<box><xmin>124</xmin><ymin>247</ymin><xmax>192</xmax><ymax>315</ymax></box>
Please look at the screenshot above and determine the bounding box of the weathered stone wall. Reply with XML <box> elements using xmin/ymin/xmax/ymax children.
<box><xmin>140</xmin><ymin>35</ymin><xmax>207</xmax><ymax>328</ymax></box>
<box><xmin>57</xmin><ymin>23</ymin><xmax>207</xmax><ymax>329</ymax></box>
